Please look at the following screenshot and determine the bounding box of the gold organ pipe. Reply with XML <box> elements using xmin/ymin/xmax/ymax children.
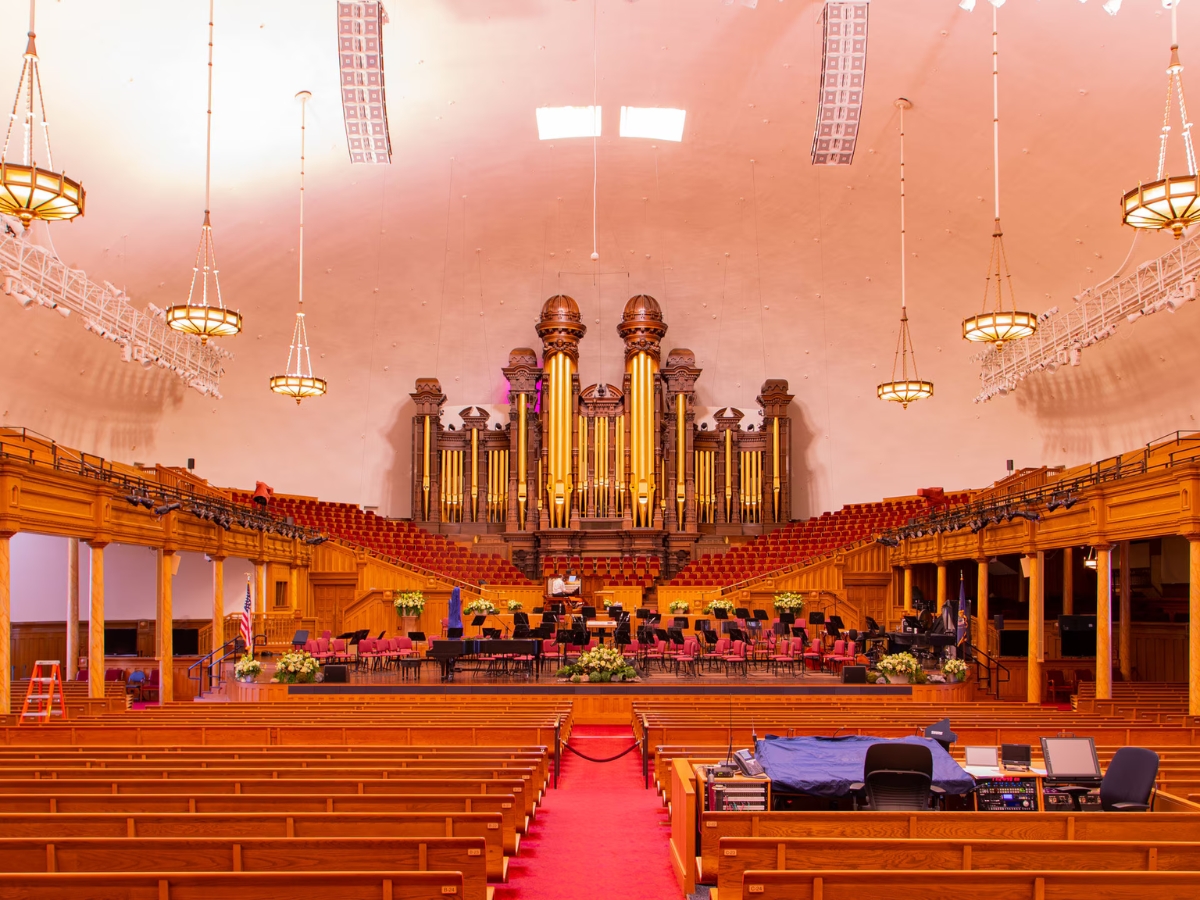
<box><xmin>517</xmin><ymin>394</ymin><xmax>527</xmax><ymax>529</ymax></box>
<box><xmin>772</xmin><ymin>416</ymin><xmax>781</xmax><ymax>523</ymax></box>
<box><xmin>675</xmin><ymin>393</ymin><xmax>686</xmax><ymax>528</ymax></box>
<box><xmin>724</xmin><ymin>429</ymin><xmax>733</xmax><ymax>524</ymax></box>
<box><xmin>471</xmin><ymin>427</ymin><xmax>479</xmax><ymax>523</ymax></box>
<box><xmin>616</xmin><ymin>414</ymin><xmax>625</xmax><ymax>517</ymax></box>
<box><xmin>422</xmin><ymin>415</ymin><xmax>431</xmax><ymax>521</ymax></box>
<box><xmin>439</xmin><ymin>449</ymin><xmax>447</xmax><ymax>522</ymax></box>
<box><xmin>578</xmin><ymin>414</ymin><xmax>588</xmax><ymax>514</ymax></box>
<box><xmin>753</xmin><ymin>451</ymin><xmax>761</xmax><ymax>523</ymax></box>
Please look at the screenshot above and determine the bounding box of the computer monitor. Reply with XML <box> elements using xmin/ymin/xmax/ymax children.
<box><xmin>1041</xmin><ymin>737</ymin><xmax>1101</xmax><ymax>780</ymax></box>
<box><xmin>566</xmin><ymin>575</ymin><xmax>579</xmax><ymax>584</ymax></box>
<box><xmin>964</xmin><ymin>746</ymin><xmax>999</xmax><ymax>768</ymax></box>
<box><xmin>1000</xmin><ymin>743</ymin><xmax>1032</xmax><ymax>770</ymax></box>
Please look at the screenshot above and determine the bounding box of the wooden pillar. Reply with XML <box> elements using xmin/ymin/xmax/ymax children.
<box><xmin>1062</xmin><ymin>547</ymin><xmax>1074</xmax><ymax>616</ymax></box>
<box><xmin>1119</xmin><ymin>541</ymin><xmax>1132</xmax><ymax>683</ymax></box>
<box><xmin>1190</xmin><ymin>536</ymin><xmax>1200</xmax><ymax>717</ymax></box>
<box><xmin>211</xmin><ymin>556</ymin><xmax>225</xmax><ymax>655</ymax></box>
<box><xmin>157</xmin><ymin>549</ymin><xmax>174</xmax><ymax>704</ymax></box>
<box><xmin>903</xmin><ymin>566</ymin><xmax>913</xmax><ymax>613</ymax></box>
<box><xmin>66</xmin><ymin>538</ymin><xmax>80</xmax><ymax>681</ymax></box>
<box><xmin>289</xmin><ymin>566</ymin><xmax>299</xmax><ymax>611</ymax></box>
<box><xmin>936</xmin><ymin>563</ymin><xmax>947</xmax><ymax>612</ymax></box>
<box><xmin>1095</xmin><ymin>545</ymin><xmax>1113</xmax><ymax>702</ymax></box>
<box><xmin>88</xmin><ymin>543</ymin><xmax>106</xmax><ymax>700</ymax></box>
<box><xmin>975</xmin><ymin>558</ymin><xmax>989</xmax><ymax>643</ymax></box>
<box><xmin>254</xmin><ymin>562</ymin><xmax>267</xmax><ymax>615</ymax></box>
<box><xmin>0</xmin><ymin>534</ymin><xmax>11</xmax><ymax>714</ymax></box>
<box><xmin>1026</xmin><ymin>552</ymin><xmax>1043</xmax><ymax>704</ymax></box>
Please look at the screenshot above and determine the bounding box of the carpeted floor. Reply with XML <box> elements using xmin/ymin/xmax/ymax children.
<box><xmin>494</xmin><ymin>724</ymin><xmax>679</xmax><ymax>900</ymax></box>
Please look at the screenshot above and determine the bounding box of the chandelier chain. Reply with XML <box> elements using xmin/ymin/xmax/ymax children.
<box><xmin>1175</xmin><ymin>68</ymin><xmax>1197</xmax><ymax>174</ymax></box>
<box><xmin>1159</xmin><ymin>77</ymin><xmax>1174</xmax><ymax>180</ymax></box>
<box><xmin>204</xmin><ymin>0</ymin><xmax>214</xmax><ymax>213</ymax></box>
<box><xmin>899</xmin><ymin>102</ymin><xmax>907</xmax><ymax>310</ymax></box>
<box><xmin>991</xmin><ymin>3</ymin><xmax>1001</xmax><ymax>223</ymax></box>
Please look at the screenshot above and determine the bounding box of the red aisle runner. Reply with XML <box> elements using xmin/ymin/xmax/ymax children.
<box><xmin>494</xmin><ymin>724</ymin><xmax>679</xmax><ymax>900</ymax></box>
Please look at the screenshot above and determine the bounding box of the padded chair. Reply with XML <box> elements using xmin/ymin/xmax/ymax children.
<box><xmin>851</xmin><ymin>742</ymin><xmax>941</xmax><ymax>811</ymax></box>
<box><xmin>1100</xmin><ymin>747</ymin><xmax>1159</xmax><ymax>811</ymax></box>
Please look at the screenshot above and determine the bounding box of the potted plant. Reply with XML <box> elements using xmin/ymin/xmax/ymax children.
<box><xmin>507</xmin><ymin>600</ymin><xmax>524</xmax><ymax>612</ymax></box>
<box><xmin>464</xmin><ymin>598</ymin><xmax>497</xmax><ymax>616</ymax></box>
<box><xmin>233</xmin><ymin>653</ymin><xmax>261</xmax><ymax>683</ymax></box>
<box><xmin>271</xmin><ymin>648</ymin><xmax>320</xmax><ymax>685</ymax></box>
<box><xmin>876</xmin><ymin>651</ymin><xmax>921</xmax><ymax>685</ymax></box>
<box><xmin>556</xmin><ymin>646</ymin><xmax>639</xmax><ymax>683</ymax></box>
<box><xmin>703</xmin><ymin>598</ymin><xmax>735</xmax><ymax>615</ymax></box>
<box><xmin>668</xmin><ymin>600</ymin><xmax>690</xmax><ymax>614</ymax></box>
<box><xmin>773</xmin><ymin>591</ymin><xmax>805</xmax><ymax>614</ymax></box>
<box><xmin>942</xmin><ymin>658</ymin><xmax>968</xmax><ymax>684</ymax></box>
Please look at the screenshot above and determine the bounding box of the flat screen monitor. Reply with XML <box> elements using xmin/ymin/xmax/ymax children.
<box><xmin>172</xmin><ymin>628</ymin><xmax>199</xmax><ymax>656</ymax></box>
<box><xmin>998</xmin><ymin>629</ymin><xmax>1029</xmax><ymax>657</ymax></box>
<box><xmin>1060</xmin><ymin>630</ymin><xmax>1097</xmax><ymax>657</ymax></box>
<box><xmin>104</xmin><ymin>627</ymin><xmax>138</xmax><ymax>656</ymax></box>
<box><xmin>566</xmin><ymin>575</ymin><xmax>579</xmax><ymax>584</ymax></box>
<box><xmin>964</xmin><ymin>746</ymin><xmax>999</xmax><ymax>768</ymax></box>
<box><xmin>1041</xmin><ymin>737</ymin><xmax>1101</xmax><ymax>780</ymax></box>
<box><xmin>1000</xmin><ymin>743</ymin><xmax>1032</xmax><ymax>769</ymax></box>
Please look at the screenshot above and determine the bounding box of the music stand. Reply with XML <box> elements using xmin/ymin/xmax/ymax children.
<box><xmin>513</xmin><ymin>624</ymin><xmax>532</xmax><ymax>640</ymax></box>
<box><xmin>471</xmin><ymin>614</ymin><xmax>487</xmax><ymax>637</ymax></box>
<box><xmin>735</xmin><ymin>608</ymin><xmax>751</xmax><ymax>621</ymax></box>
<box><xmin>407</xmin><ymin>631</ymin><xmax>426</xmax><ymax>644</ymax></box>
<box><xmin>673</xmin><ymin>616</ymin><xmax>689</xmax><ymax>630</ymax></box>
<box><xmin>447</xmin><ymin>627</ymin><xmax>464</xmax><ymax>640</ymax></box>
<box><xmin>779</xmin><ymin>611</ymin><xmax>796</xmax><ymax>627</ymax></box>
<box><xmin>713</xmin><ymin>607</ymin><xmax>729</xmax><ymax>620</ymax></box>
<box><xmin>635</xmin><ymin>608</ymin><xmax>651</xmax><ymax>621</ymax></box>
<box><xmin>581</xmin><ymin>606</ymin><xmax>597</xmax><ymax>621</ymax></box>
<box><xmin>695</xmin><ymin>618</ymin><xmax>711</xmax><ymax>632</ymax></box>
<box><xmin>752</xmin><ymin>609</ymin><xmax>769</xmax><ymax>622</ymax></box>
<box><xmin>808</xmin><ymin>611</ymin><xmax>826</xmax><ymax>625</ymax></box>
<box><xmin>483</xmin><ymin>628</ymin><xmax>501</xmax><ymax>639</ymax></box>
<box><xmin>514</xmin><ymin>611</ymin><xmax>530</xmax><ymax>627</ymax></box>
<box><xmin>828</xmin><ymin>615</ymin><xmax>844</xmax><ymax>630</ymax></box>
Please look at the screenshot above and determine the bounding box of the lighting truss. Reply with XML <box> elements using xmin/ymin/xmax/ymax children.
<box><xmin>975</xmin><ymin>230</ymin><xmax>1200</xmax><ymax>402</ymax></box>
<box><xmin>337</xmin><ymin>2</ymin><xmax>392</xmax><ymax>164</ymax></box>
<box><xmin>0</xmin><ymin>227</ymin><xmax>230</xmax><ymax>396</ymax></box>
<box><xmin>811</xmin><ymin>1</ymin><xmax>870</xmax><ymax>166</ymax></box>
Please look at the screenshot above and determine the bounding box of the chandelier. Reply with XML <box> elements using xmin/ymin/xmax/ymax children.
<box><xmin>270</xmin><ymin>91</ymin><xmax>327</xmax><ymax>404</ymax></box>
<box><xmin>164</xmin><ymin>0</ymin><xmax>242</xmax><ymax>344</ymax></box>
<box><xmin>961</xmin><ymin>4</ymin><xmax>1037</xmax><ymax>349</ymax></box>
<box><xmin>878</xmin><ymin>98</ymin><xmax>932</xmax><ymax>409</ymax></box>
<box><xmin>1122</xmin><ymin>2</ymin><xmax>1200</xmax><ymax>239</ymax></box>
<box><xmin>0</xmin><ymin>0</ymin><xmax>85</xmax><ymax>229</ymax></box>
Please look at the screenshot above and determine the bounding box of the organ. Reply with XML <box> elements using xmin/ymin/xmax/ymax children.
<box><xmin>410</xmin><ymin>295</ymin><xmax>795</xmax><ymax>580</ymax></box>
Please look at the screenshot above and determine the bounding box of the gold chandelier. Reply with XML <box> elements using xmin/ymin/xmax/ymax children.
<box><xmin>164</xmin><ymin>0</ymin><xmax>242</xmax><ymax>344</ymax></box>
<box><xmin>962</xmin><ymin>4</ymin><xmax>1037</xmax><ymax>350</ymax></box>
<box><xmin>1122</xmin><ymin>4</ymin><xmax>1200</xmax><ymax>239</ymax></box>
<box><xmin>0</xmin><ymin>0</ymin><xmax>85</xmax><ymax>229</ymax></box>
<box><xmin>270</xmin><ymin>91</ymin><xmax>327</xmax><ymax>404</ymax></box>
<box><xmin>878</xmin><ymin>98</ymin><xmax>932</xmax><ymax>409</ymax></box>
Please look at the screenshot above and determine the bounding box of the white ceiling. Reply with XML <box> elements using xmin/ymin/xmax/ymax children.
<box><xmin>1</xmin><ymin>0</ymin><xmax>1198</xmax><ymax>518</ymax></box>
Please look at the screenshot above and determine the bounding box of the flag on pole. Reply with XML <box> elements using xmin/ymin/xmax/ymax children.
<box><xmin>957</xmin><ymin>573</ymin><xmax>970</xmax><ymax>647</ymax></box>
<box><xmin>240</xmin><ymin>579</ymin><xmax>253</xmax><ymax>650</ymax></box>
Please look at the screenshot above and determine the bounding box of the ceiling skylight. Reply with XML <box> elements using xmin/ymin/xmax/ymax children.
<box><xmin>536</xmin><ymin>106</ymin><xmax>602</xmax><ymax>140</ymax></box>
<box><xmin>619</xmin><ymin>106</ymin><xmax>686</xmax><ymax>142</ymax></box>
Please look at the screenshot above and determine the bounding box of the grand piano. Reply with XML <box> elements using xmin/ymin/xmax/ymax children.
<box><xmin>427</xmin><ymin>638</ymin><xmax>543</xmax><ymax>682</ymax></box>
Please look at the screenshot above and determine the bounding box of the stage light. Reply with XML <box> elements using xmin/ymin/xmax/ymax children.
<box><xmin>1062</xmin><ymin>494</ymin><xmax>1079</xmax><ymax>509</ymax></box>
<box><xmin>154</xmin><ymin>501</ymin><xmax>182</xmax><ymax>516</ymax></box>
<box><xmin>124</xmin><ymin>493</ymin><xmax>142</xmax><ymax>507</ymax></box>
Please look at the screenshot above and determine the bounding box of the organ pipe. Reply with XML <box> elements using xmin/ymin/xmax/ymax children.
<box><xmin>470</xmin><ymin>425</ymin><xmax>479</xmax><ymax>523</ymax></box>
<box><xmin>772</xmin><ymin>416</ymin><xmax>780</xmax><ymax>523</ymax></box>
<box><xmin>517</xmin><ymin>393</ymin><xmax>527</xmax><ymax>529</ymax></box>
<box><xmin>595</xmin><ymin>416</ymin><xmax>608</xmax><ymax>517</ymax></box>
<box><xmin>628</xmin><ymin>351</ymin><xmax>657</xmax><ymax>527</ymax></box>
<box><xmin>616</xmin><ymin>414</ymin><xmax>625</xmax><ymax>517</ymax></box>
<box><xmin>545</xmin><ymin>352</ymin><xmax>574</xmax><ymax>527</ymax></box>
<box><xmin>675</xmin><ymin>393</ymin><xmax>686</xmax><ymax>528</ymax></box>
<box><xmin>578</xmin><ymin>414</ymin><xmax>589</xmax><ymax>515</ymax></box>
<box><xmin>422</xmin><ymin>415</ymin><xmax>431</xmax><ymax>521</ymax></box>
<box><xmin>724</xmin><ymin>428</ymin><xmax>733</xmax><ymax>524</ymax></box>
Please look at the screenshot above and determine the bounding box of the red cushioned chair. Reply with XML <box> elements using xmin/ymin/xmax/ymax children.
<box><xmin>723</xmin><ymin>640</ymin><xmax>748</xmax><ymax>677</ymax></box>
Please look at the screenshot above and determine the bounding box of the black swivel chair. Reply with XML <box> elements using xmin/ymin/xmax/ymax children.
<box><xmin>1100</xmin><ymin>747</ymin><xmax>1159</xmax><ymax>811</ymax></box>
<box><xmin>850</xmin><ymin>742</ymin><xmax>942</xmax><ymax>811</ymax></box>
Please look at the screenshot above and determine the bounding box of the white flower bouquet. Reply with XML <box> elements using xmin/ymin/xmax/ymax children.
<box><xmin>464</xmin><ymin>598</ymin><xmax>497</xmax><ymax>616</ymax></box>
<box><xmin>557</xmin><ymin>645</ymin><xmax>638</xmax><ymax>683</ymax></box>
<box><xmin>393</xmin><ymin>590</ymin><xmax>425</xmax><ymax>615</ymax></box>
<box><xmin>942</xmin><ymin>658</ymin><xmax>968</xmax><ymax>681</ymax></box>
<box><xmin>773</xmin><ymin>592</ymin><xmax>806</xmax><ymax>612</ymax></box>
<box><xmin>233</xmin><ymin>653</ymin><xmax>261</xmax><ymax>682</ymax></box>
<box><xmin>704</xmin><ymin>598</ymin><xmax>735</xmax><ymax>614</ymax></box>
<box><xmin>668</xmin><ymin>600</ymin><xmax>690</xmax><ymax>613</ymax></box>
<box><xmin>876</xmin><ymin>652</ymin><xmax>921</xmax><ymax>683</ymax></box>
<box><xmin>507</xmin><ymin>600</ymin><xmax>524</xmax><ymax>611</ymax></box>
<box><xmin>271</xmin><ymin>648</ymin><xmax>320</xmax><ymax>684</ymax></box>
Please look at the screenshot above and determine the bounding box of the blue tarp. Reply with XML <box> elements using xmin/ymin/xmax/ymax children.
<box><xmin>755</xmin><ymin>734</ymin><xmax>975</xmax><ymax>797</ymax></box>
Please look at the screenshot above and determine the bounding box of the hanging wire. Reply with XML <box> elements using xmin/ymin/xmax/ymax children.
<box><xmin>591</xmin><ymin>0</ymin><xmax>598</xmax><ymax>261</ymax></box>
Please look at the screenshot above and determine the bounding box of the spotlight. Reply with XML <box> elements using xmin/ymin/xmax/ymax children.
<box><xmin>154</xmin><ymin>501</ymin><xmax>182</xmax><ymax>516</ymax></box>
<box><xmin>876</xmin><ymin>535</ymin><xmax>900</xmax><ymax>547</ymax></box>
<box><xmin>1062</xmin><ymin>494</ymin><xmax>1078</xmax><ymax>509</ymax></box>
<box><xmin>969</xmin><ymin>518</ymin><xmax>986</xmax><ymax>534</ymax></box>
<box><xmin>306</xmin><ymin>535</ymin><xmax>328</xmax><ymax>545</ymax></box>
<box><xmin>124</xmin><ymin>493</ymin><xmax>142</xmax><ymax>507</ymax></box>
<box><xmin>139</xmin><ymin>496</ymin><xmax>156</xmax><ymax>510</ymax></box>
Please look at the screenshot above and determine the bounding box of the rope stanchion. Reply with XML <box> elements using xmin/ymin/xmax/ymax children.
<box><xmin>560</xmin><ymin>739</ymin><xmax>641</xmax><ymax>764</ymax></box>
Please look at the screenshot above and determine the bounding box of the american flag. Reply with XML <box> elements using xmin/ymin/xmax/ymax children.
<box><xmin>240</xmin><ymin>580</ymin><xmax>253</xmax><ymax>650</ymax></box>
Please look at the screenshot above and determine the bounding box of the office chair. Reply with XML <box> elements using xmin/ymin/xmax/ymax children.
<box><xmin>1100</xmin><ymin>747</ymin><xmax>1159</xmax><ymax>811</ymax></box>
<box><xmin>850</xmin><ymin>742</ymin><xmax>941</xmax><ymax>811</ymax></box>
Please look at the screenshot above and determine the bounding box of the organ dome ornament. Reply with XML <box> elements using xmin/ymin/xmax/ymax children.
<box><xmin>1121</xmin><ymin>1</ymin><xmax>1200</xmax><ymax>239</ymax></box>
<box><xmin>270</xmin><ymin>91</ymin><xmax>327</xmax><ymax>404</ymax></box>
<box><xmin>877</xmin><ymin>98</ymin><xmax>933</xmax><ymax>409</ymax></box>
<box><xmin>961</xmin><ymin>4</ymin><xmax>1037</xmax><ymax>350</ymax></box>
<box><xmin>0</xmin><ymin>0</ymin><xmax>85</xmax><ymax>229</ymax></box>
<box><xmin>164</xmin><ymin>0</ymin><xmax>242</xmax><ymax>344</ymax></box>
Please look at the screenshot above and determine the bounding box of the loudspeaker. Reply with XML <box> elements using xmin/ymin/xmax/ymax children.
<box><xmin>1019</xmin><ymin>556</ymin><xmax>1032</xmax><ymax>577</ymax></box>
<box><xmin>1059</xmin><ymin>615</ymin><xmax>1096</xmax><ymax>632</ymax></box>
<box><xmin>994</xmin><ymin>614</ymin><xmax>1004</xmax><ymax>632</ymax></box>
<box><xmin>842</xmin><ymin>665</ymin><xmax>867</xmax><ymax>684</ymax></box>
<box><xmin>323</xmin><ymin>664</ymin><xmax>348</xmax><ymax>683</ymax></box>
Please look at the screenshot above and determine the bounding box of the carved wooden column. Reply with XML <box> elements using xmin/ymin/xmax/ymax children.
<box><xmin>502</xmin><ymin>350</ymin><xmax>541</xmax><ymax>532</ymax></box>
<box><xmin>975</xmin><ymin>558</ymin><xmax>989</xmax><ymax>639</ymax></box>
<box><xmin>157</xmin><ymin>548</ymin><xmax>175</xmax><ymax>704</ymax></box>
<box><xmin>87</xmin><ymin>542</ymin><xmax>106</xmax><ymax>700</ymax></box>
<box><xmin>903</xmin><ymin>565</ymin><xmax>913</xmax><ymax>613</ymax></box>
<box><xmin>757</xmin><ymin>380</ymin><xmax>794</xmax><ymax>526</ymax></box>
<box><xmin>662</xmin><ymin>349</ymin><xmax>702</xmax><ymax>533</ymax></box>
<box><xmin>936</xmin><ymin>562</ymin><xmax>948</xmax><ymax>612</ymax></box>
<box><xmin>537</xmin><ymin>296</ymin><xmax>587</xmax><ymax>529</ymax></box>
<box><xmin>410</xmin><ymin>378</ymin><xmax>447</xmax><ymax>525</ymax></box>
<box><xmin>1026</xmin><ymin>552</ymin><xmax>1043</xmax><ymax>704</ymax></box>
<box><xmin>617</xmin><ymin>295</ymin><xmax>666</xmax><ymax>529</ymax></box>
<box><xmin>211</xmin><ymin>555</ymin><xmax>225</xmax><ymax>655</ymax></box>
<box><xmin>1095</xmin><ymin>544</ymin><xmax>1113</xmax><ymax>701</ymax></box>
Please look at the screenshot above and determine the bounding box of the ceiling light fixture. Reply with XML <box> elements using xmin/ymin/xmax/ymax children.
<box><xmin>1121</xmin><ymin>1</ymin><xmax>1200</xmax><ymax>239</ymax></box>
<box><xmin>878</xmin><ymin>98</ymin><xmax>933</xmax><ymax>409</ymax></box>
<box><xmin>1083</xmin><ymin>546</ymin><xmax>1098</xmax><ymax>569</ymax></box>
<box><xmin>0</xmin><ymin>0</ymin><xmax>85</xmax><ymax>229</ymax></box>
<box><xmin>535</xmin><ymin>106</ymin><xmax>601</xmax><ymax>140</ymax></box>
<box><xmin>619</xmin><ymin>106</ymin><xmax>685</xmax><ymax>142</ymax></box>
<box><xmin>962</xmin><ymin>4</ymin><xmax>1037</xmax><ymax>349</ymax></box>
<box><xmin>164</xmin><ymin>0</ymin><xmax>242</xmax><ymax>344</ymax></box>
<box><xmin>270</xmin><ymin>91</ymin><xmax>327</xmax><ymax>404</ymax></box>
<box><xmin>337</xmin><ymin>1</ymin><xmax>392</xmax><ymax>164</ymax></box>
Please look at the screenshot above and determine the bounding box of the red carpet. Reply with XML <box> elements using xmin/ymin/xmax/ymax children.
<box><xmin>494</xmin><ymin>724</ymin><xmax>679</xmax><ymax>900</ymax></box>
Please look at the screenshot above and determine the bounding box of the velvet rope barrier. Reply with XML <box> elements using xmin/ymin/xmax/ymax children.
<box><xmin>559</xmin><ymin>739</ymin><xmax>642</xmax><ymax>764</ymax></box>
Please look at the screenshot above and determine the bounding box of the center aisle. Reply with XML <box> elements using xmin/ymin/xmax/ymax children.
<box><xmin>495</xmin><ymin>724</ymin><xmax>680</xmax><ymax>900</ymax></box>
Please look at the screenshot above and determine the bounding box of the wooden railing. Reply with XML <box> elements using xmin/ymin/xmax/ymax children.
<box><xmin>198</xmin><ymin>613</ymin><xmax>315</xmax><ymax>650</ymax></box>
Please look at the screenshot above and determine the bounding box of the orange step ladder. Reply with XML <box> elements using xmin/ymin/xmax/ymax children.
<box><xmin>19</xmin><ymin>660</ymin><xmax>66</xmax><ymax>725</ymax></box>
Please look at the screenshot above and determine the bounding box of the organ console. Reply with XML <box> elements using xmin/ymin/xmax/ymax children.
<box><xmin>409</xmin><ymin>295</ymin><xmax>797</xmax><ymax>580</ymax></box>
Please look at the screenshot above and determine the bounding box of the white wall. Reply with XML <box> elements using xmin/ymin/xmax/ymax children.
<box><xmin>9</xmin><ymin>532</ymin><xmax>258</xmax><ymax>623</ymax></box>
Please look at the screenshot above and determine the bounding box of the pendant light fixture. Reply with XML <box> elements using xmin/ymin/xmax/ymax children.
<box><xmin>878</xmin><ymin>98</ymin><xmax>933</xmax><ymax>409</ymax></box>
<box><xmin>961</xmin><ymin>3</ymin><xmax>1038</xmax><ymax>350</ymax></box>
<box><xmin>0</xmin><ymin>0</ymin><xmax>85</xmax><ymax>229</ymax></box>
<box><xmin>1121</xmin><ymin>1</ymin><xmax>1200</xmax><ymax>238</ymax></box>
<box><xmin>164</xmin><ymin>0</ymin><xmax>242</xmax><ymax>344</ymax></box>
<box><xmin>270</xmin><ymin>91</ymin><xmax>327</xmax><ymax>404</ymax></box>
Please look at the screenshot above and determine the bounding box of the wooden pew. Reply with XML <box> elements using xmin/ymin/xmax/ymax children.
<box><xmin>737</xmin><ymin>869</ymin><xmax>1200</xmax><ymax>900</ymax></box>
<box><xmin>0</xmin><ymin>870</ymin><xmax>465</xmax><ymax>900</ymax></box>
<box><xmin>0</xmin><ymin>837</ymin><xmax>490</xmax><ymax>900</ymax></box>
<box><xmin>0</xmin><ymin>811</ymin><xmax>507</xmax><ymax>881</ymax></box>
<box><xmin>714</xmin><ymin>837</ymin><xmax>1200</xmax><ymax>899</ymax></box>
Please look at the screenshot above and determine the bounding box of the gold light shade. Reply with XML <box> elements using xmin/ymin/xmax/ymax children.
<box><xmin>877</xmin><ymin>379</ymin><xmax>934</xmax><ymax>408</ymax></box>
<box><xmin>269</xmin><ymin>374</ymin><xmax>327</xmax><ymax>404</ymax></box>
<box><xmin>962</xmin><ymin>309</ymin><xmax>1038</xmax><ymax>346</ymax></box>
<box><xmin>1121</xmin><ymin>175</ymin><xmax>1200</xmax><ymax>238</ymax></box>
<box><xmin>0</xmin><ymin>162</ymin><xmax>84</xmax><ymax>228</ymax></box>
<box><xmin>164</xmin><ymin>302</ymin><xmax>242</xmax><ymax>343</ymax></box>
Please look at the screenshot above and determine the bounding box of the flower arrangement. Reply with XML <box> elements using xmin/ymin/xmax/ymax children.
<box><xmin>393</xmin><ymin>590</ymin><xmax>425</xmax><ymax>616</ymax></box>
<box><xmin>704</xmin><ymin>598</ymin><xmax>735</xmax><ymax>615</ymax></box>
<box><xmin>233</xmin><ymin>653</ymin><xmax>261</xmax><ymax>682</ymax></box>
<box><xmin>942</xmin><ymin>658</ymin><xmax>968</xmax><ymax>682</ymax></box>
<box><xmin>668</xmin><ymin>600</ymin><xmax>690</xmax><ymax>614</ymax></box>
<box><xmin>773</xmin><ymin>592</ymin><xmax>806</xmax><ymax>613</ymax></box>
<box><xmin>464</xmin><ymin>598</ymin><xmax>497</xmax><ymax>616</ymax></box>
<box><xmin>876</xmin><ymin>652</ymin><xmax>921</xmax><ymax>683</ymax></box>
<box><xmin>507</xmin><ymin>600</ymin><xmax>524</xmax><ymax>611</ymax></box>
<box><xmin>556</xmin><ymin>646</ymin><xmax>638</xmax><ymax>683</ymax></box>
<box><xmin>271</xmin><ymin>648</ymin><xmax>320</xmax><ymax>684</ymax></box>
